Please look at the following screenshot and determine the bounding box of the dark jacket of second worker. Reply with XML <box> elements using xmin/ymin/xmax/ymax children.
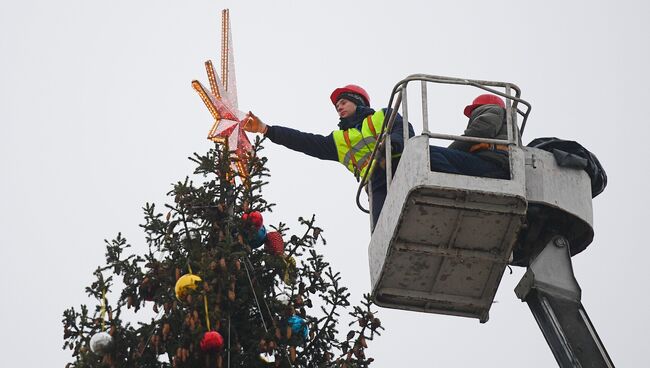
<box><xmin>448</xmin><ymin>104</ymin><xmax>510</xmax><ymax>171</ymax></box>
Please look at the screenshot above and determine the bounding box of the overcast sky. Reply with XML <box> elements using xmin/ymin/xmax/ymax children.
<box><xmin>1</xmin><ymin>1</ymin><xmax>649</xmax><ymax>366</ymax></box>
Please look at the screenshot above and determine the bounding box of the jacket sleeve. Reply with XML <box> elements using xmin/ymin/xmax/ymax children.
<box><xmin>384</xmin><ymin>108</ymin><xmax>415</xmax><ymax>155</ymax></box>
<box><xmin>265</xmin><ymin>125</ymin><xmax>339</xmax><ymax>162</ymax></box>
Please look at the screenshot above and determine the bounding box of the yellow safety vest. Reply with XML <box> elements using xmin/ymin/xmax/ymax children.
<box><xmin>332</xmin><ymin>110</ymin><xmax>396</xmax><ymax>179</ymax></box>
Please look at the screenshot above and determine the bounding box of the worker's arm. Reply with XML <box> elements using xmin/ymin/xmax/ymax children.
<box><xmin>265</xmin><ymin>125</ymin><xmax>339</xmax><ymax>161</ymax></box>
<box><xmin>243</xmin><ymin>111</ymin><xmax>338</xmax><ymax>161</ymax></box>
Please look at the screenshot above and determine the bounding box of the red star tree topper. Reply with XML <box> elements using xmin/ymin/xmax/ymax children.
<box><xmin>192</xmin><ymin>9</ymin><xmax>252</xmax><ymax>179</ymax></box>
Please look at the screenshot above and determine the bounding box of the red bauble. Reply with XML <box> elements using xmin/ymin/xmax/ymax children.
<box><xmin>200</xmin><ymin>331</ymin><xmax>224</xmax><ymax>352</ymax></box>
<box><xmin>242</xmin><ymin>211</ymin><xmax>263</xmax><ymax>229</ymax></box>
<box><xmin>265</xmin><ymin>231</ymin><xmax>284</xmax><ymax>256</ymax></box>
<box><xmin>249</xmin><ymin>211</ymin><xmax>263</xmax><ymax>228</ymax></box>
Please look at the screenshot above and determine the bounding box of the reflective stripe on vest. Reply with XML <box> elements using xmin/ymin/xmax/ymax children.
<box><xmin>342</xmin><ymin>136</ymin><xmax>376</xmax><ymax>168</ymax></box>
<box><xmin>342</xmin><ymin>130</ymin><xmax>359</xmax><ymax>175</ymax></box>
<box><xmin>332</xmin><ymin>110</ymin><xmax>391</xmax><ymax>178</ymax></box>
<box><xmin>367</xmin><ymin>115</ymin><xmax>378</xmax><ymax>138</ymax></box>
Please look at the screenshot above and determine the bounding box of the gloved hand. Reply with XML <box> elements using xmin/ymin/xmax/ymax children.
<box><xmin>243</xmin><ymin>111</ymin><xmax>268</xmax><ymax>134</ymax></box>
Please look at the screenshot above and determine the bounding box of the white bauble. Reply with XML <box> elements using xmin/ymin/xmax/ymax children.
<box><xmin>89</xmin><ymin>331</ymin><xmax>114</xmax><ymax>355</ymax></box>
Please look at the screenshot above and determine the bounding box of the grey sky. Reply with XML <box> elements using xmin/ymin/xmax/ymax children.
<box><xmin>1</xmin><ymin>0</ymin><xmax>648</xmax><ymax>366</ymax></box>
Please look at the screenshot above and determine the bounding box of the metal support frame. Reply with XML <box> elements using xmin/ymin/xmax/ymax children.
<box><xmin>515</xmin><ymin>234</ymin><xmax>614</xmax><ymax>368</ymax></box>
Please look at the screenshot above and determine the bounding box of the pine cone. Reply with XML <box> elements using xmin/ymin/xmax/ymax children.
<box><xmin>371</xmin><ymin>318</ymin><xmax>381</xmax><ymax>329</ymax></box>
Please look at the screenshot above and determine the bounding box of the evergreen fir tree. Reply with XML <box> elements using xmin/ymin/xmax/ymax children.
<box><xmin>62</xmin><ymin>139</ymin><xmax>383</xmax><ymax>367</ymax></box>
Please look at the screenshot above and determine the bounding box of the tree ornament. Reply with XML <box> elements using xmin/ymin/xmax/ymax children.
<box><xmin>248</xmin><ymin>211</ymin><xmax>263</xmax><ymax>228</ymax></box>
<box><xmin>287</xmin><ymin>315</ymin><xmax>309</xmax><ymax>340</ymax></box>
<box><xmin>250</xmin><ymin>225</ymin><xmax>267</xmax><ymax>249</ymax></box>
<box><xmin>199</xmin><ymin>331</ymin><xmax>224</xmax><ymax>352</ymax></box>
<box><xmin>265</xmin><ymin>231</ymin><xmax>284</xmax><ymax>255</ymax></box>
<box><xmin>276</xmin><ymin>293</ymin><xmax>291</xmax><ymax>306</ymax></box>
<box><xmin>242</xmin><ymin>211</ymin><xmax>263</xmax><ymax>229</ymax></box>
<box><xmin>191</xmin><ymin>10</ymin><xmax>252</xmax><ymax>180</ymax></box>
<box><xmin>174</xmin><ymin>274</ymin><xmax>202</xmax><ymax>301</ymax></box>
<box><xmin>89</xmin><ymin>331</ymin><xmax>114</xmax><ymax>355</ymax></box>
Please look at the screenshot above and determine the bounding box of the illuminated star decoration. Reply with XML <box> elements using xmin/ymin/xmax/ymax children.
<box><xmin>192</xmin><ymin>9</ymin><xmax>252</xmax><ymax>180</ymax></box>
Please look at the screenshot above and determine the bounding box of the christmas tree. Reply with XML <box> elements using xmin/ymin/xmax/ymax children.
<box><xmin>62</xmin><ymin>140</ymin><xmax>384</xmax><ymax>367</ymax></box>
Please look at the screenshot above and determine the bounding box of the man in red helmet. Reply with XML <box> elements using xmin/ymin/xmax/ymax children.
<box><xmin>244</xmin><ymin>84</ymin><xmax>414</xmax><ymax>229</ymax></box>
<box><xmin>426</xmin><ymin>94</ymin><xmax>510</xmax><ymax>179</ymax></box>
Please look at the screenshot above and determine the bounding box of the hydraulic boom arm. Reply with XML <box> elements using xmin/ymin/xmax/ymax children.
<box><xmin>515</xmin><ymin>234</ymin><xmax>614</xmax><ymax>367</ymax></box>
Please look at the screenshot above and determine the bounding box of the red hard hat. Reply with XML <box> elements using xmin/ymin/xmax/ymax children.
<box><xmin>463</xmin><ymin>94</ymin><xmax>506</xmax><ymax>117</ymax></box>
<box><xmin>330</xmin><ymin>84</ymin><xmax>370</xmax><ymax>106</ymax></box>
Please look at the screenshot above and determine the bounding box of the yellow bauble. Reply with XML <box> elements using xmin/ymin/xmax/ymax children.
<box><xmin>175</xmin><ymin>274</ymin><xmax>202</xmax><ymax>301</ymax></box>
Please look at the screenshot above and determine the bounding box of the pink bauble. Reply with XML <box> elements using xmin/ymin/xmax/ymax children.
<box><xmin>200</xmin><ymin>331</ymin><xmax>224</xmax><ymax>352</ymax></box>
